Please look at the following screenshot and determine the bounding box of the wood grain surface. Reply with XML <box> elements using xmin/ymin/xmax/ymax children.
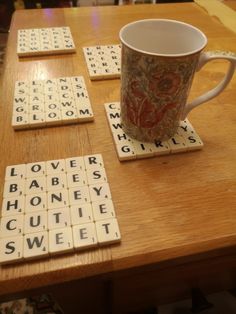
<box><xmin>0</xmin><ymin>2</ymin><xmax>236</xmax><ymax>296</ymax></box>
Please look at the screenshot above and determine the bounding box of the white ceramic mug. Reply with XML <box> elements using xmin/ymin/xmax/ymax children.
<box><xmin>119</xmin><ymin>19</ymin><xmax>236</xmax><ymax>142</ymax></box>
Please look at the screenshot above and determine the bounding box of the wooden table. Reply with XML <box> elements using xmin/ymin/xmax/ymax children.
<box><xmin>0</xmin><ymin>2</ymin><xmax>236</xmax><ymax>312</ymax></box>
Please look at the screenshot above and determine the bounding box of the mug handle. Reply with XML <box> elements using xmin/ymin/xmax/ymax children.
<box><xmin>182</xmin><ymin>51</ymin><xmax>236</xmax><ymax>119</ymax></box>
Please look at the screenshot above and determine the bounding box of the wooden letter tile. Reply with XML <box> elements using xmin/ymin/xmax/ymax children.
<box><xmin>72</xmin><ymin>222</ymin><xmax>98</xmax><ymax>250</ymax></box>
<box><xmin>24</xmin><ymin>211</ymin><xmax>47</xmax><ymax>234</ymax></box>
<box><xmin>0</xmin><ymin>214</ymin><xmax>24</xmax><ymax>238</ymax></box>
<box><xmin>92</xmin><ymin>200</ymin><xmax>116</xmax><ymax>221</ymax></box>
<box><xmin>25</xmin><ymin>193</ymin><xmax>47</xmax><ymax>213</ymax></box>
<box><xmin>1</xmin><ymin>196</ymin><xmax>25</xmax><ymax>216</ymax></box>
<box><xmin>48</xmin><ymin>207</ymin><xmax>71</xmax><ymax>229</ymax></box>
<box><xmin>70</xmin><ymin>203</ymin><xmax>94</xmax><ymax>225</ymax></box>
<box><xmin>23</xmin><ymin>231</ymin><xmax>48</xmax><ymax>260</ymax></box>
<box><xmin>95</xmin><ymin>218</ymin><xmax>121</xmax><ymax>245</ymax></box>
<box><xmin>49</xmin><ymin>227</ymin><xmax>74</xmax><ymax>255</ymax></box>
<box><xmin>89</xmin><ymin>183</ymin><xmax>112</xmax><ymax>202</ymax></box>
<box><xmin>0</xmin><ymin>236</ymin><xmax>24</xmax><ymax>264</ymax></box>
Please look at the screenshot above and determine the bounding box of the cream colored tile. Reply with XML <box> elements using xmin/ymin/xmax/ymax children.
<box><xmin>168</xmin><ymin>134</ymin><xmax>187</xmax><ymax>153</ymax></box>
<box><xmin>95</xmin><ymin>218</ymin><xmax>121</xmax><ymax>245</ymax></box>
<box><xmin>25</xmin><ymin>193</ymin><xmax>47</xmax><ymax>213</ymax></box>
<box><xmin>112</xmin><ymin>131</ymin><xmax>134</xmax><ymax>146</ymax></box>
<box><xmin>68</xmin><ymin>186</ymin><xmax>90</xmax><ymax>206</ymax></box>
<box><xmin>76</xmin><ymin>100</ymin><xmax>94</xmax><ymax>122</ymax></box>
<box><xmin>29</xmin><ymin>93</ymin><xmax>44</xmax><ymax>103</ymax></box>
<box><xmin>61</xmin><ymin>108</ymin><xmax>79</xmax><ymax>124</ymax></box>
<box><xmin>47</xmin><ymin>189</ymin><xmax>69</xmax><ymax>210</ymax></box>
<box><xmin>12</xmin><ymin>112</ymin><xmax>29</xmax><ymax>129</ymax></box>
<box><xmin>48</xmin><ymin>207</ymin><xmax>71</xmax><ymax>230</ymax></box>
<box><xmin>25</xmin><ymin>176</ymin><xmax>47</xmax><ymax>194</ymax></box>
<box><xmin>72</xmin><ymin>222</ymin><xmax>97</xmax><ymax>250</ymax></box>
<box><xmin>26</xmin><ymin>161</ymin><xmax>46</xmax><ymax>178</ymax></box>
<box><xmin>66</xmin><ymin>171</ymin><xmax>87</xmax><ymax>188</ymax></box>
<box><xmin>184</xmin><ymin>133</ymin><xmax>204</xmax><ymax>151</ymax></box>
<box><xmin>89</xmin><ymin>183</ymin><xmax>112</xmax><ymax>202</ymax></box>
<box><xmin>1</xmin><ymin>196</ymin><xmax>25</xmax><ymax>216</ymax></box>
<box><xmin>65</xmin><ymin>157</ymin><xmax>85</xmax><ymax>172</ymax></box>
<box><xmin>70</xmin><ymin>203</ymin><xmax>94</xmax><ymax>225</ymax></box>
<box><xmin>3</xmin><ymin>179</ymin><xmax>25</xmax><ymax>198</ymax></box>
<box><xmin>23</xmin><ymin>231</ymin><xmax>48</xmax><ymax>260</ymax></box>
<box><xmin>152</xmin><ymin>140</ymin><xmax>171</xmax><ymax>156</ymax></box>
<box><xmin>28</xmin><ymin>112</ymin><xmax>46</xmax><ymax>128</ymax></box>
<box><xmin>46</xmin><ymin>173</ymin><xmax>68</xmax><ymax>191</ymax></box>
<box><xmin>115</xmin><ymin>143</ymin><xmax>136</xmax><ymax>161</ymax></box>
<box><xmin>24</xmin><ymin>211</ymin><xmax>47</xmax><ymax>234</ymax></box>
<box><xmin>28</xmin><ymin>103</ymin><xmax>44</xmax><ymax>113</ymax></box>
<box><xmin>0</xmin><ymin>214</ymin><xmax>24</xmax><ymax>238</ymax></box>
<box><xmin>177</xmin><ymin>120</ymin><xmax>204</xmax><ymax>151</ymax></box>
<box><xmin>83</xmin><ymin>154</ymin><xmax>104</xmax><ymax>170</ymax></box>
<box><xmin>49</xmin><ymin>227</ymin><xmax>74</xmax><ymax>255</ymax></box>
<box><xmin>0</xmin><ymin>236</ymin><xmax>24</xmax><ymax>264</ymax></box>
<box><xmin>45</xmin><ymin>110</ymin><xmax>62</xmax><ymax>125</ymax></box>
<box><xmin>131</xmin><ymin>140</ymin><xmax>154</xmax><ymax>159</ymax></box>
<box><xmin>92</xmin><ymin>200</ymin><xmax>116</xmax><ymax>221</ymax></box>
<box><xmin>86</xmin><ymin>167</ymin><xmax>108</xmax><ymax>185</ymax></box>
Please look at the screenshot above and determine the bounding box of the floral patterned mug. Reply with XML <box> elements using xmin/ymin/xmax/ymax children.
<box><xmin>119</xmin><ymin>19</ymin><xmax>236</xmax><ymax>142</ymax></box>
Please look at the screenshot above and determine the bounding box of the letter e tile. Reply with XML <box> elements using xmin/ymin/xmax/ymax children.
<box><xmin>72</xmin><ymin>223</ymin><xmax>97</xmax><ymax>250</ymax></box>
<box><xmin>92</xmin><ymin>200</ymin><xmax>116</xmax><ymax>221</ymax></box>
<box><xmin>49</xmin><ymin>227</ymin><xmax>74</xmax><ymax>255</ymax></box>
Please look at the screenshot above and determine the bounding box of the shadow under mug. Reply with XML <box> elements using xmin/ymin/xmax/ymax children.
<box><xmin>119</xmin><ymin>19</ymin><xmax>236</xmax><ymax>142</ymax></box>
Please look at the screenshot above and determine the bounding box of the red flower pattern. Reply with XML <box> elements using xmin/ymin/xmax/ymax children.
<box><xmin>149</xmin><ymin>72</ymin><xmax>181</xmax><ymax>98</ymax></box>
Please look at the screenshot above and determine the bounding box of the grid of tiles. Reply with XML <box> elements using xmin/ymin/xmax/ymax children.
<box><xmin>0</xmin><ymin>154</ymin><xmax>121</xmax><ymax>265</ymax></box>
<box><xmin>83</xmin><ymin>44</ymin><xmax>121</xmax><ymax>80</ymax></box>
<box><xmin>17</xmin><ymin>27</ymin><xmax>76</xmax><ymax>57</ymax></box>
<box><xmin>12</xmin><ymin>76</ymin><xmax>94</xmax><ymax>130</ymax></box>
<box><xmin>105</xmin><ymin>102</ymin><xmax>204</xmax><ymax>161</ymax></box>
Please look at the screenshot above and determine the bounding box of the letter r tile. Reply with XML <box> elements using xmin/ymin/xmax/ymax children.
<box><xmin>83</xmin><ymin>154</ymin><xmax>104</xmax><ymax>170</ymax></box>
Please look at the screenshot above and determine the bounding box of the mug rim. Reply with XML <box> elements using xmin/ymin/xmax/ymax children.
<box><xmin>119</xmin><ymin>18</ymin><xmax>208</xmax><ymax>57</ymax></box>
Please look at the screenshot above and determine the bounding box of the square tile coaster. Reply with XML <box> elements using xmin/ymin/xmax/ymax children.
<box><xmin>17</xmin><ymin>27</ymin><xmax>75</xmax><ymax>57</ymax></box>
<box><xmin>83</xmin><ymin>44</ymin><xmax>121</xmax><ymax>80</ymax></box>
<box><xmin>0</xmin><ymin>154</ymin><xmax>121</xmax><ymax>265</ymax></box>
<box><xmin>104</xmin><ymin>102</ymin><xmax>204</xmax><ymax>161</ymax></box>
<box><xmin>12</xmin><ymin>76</ymin><xmax>94</xmax><ymax>130</ymax></box>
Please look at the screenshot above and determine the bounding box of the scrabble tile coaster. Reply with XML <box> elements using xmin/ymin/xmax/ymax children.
<box><xmin>12</xmin><ymin>76</ymin><xmax>94</xmax><ymax>130</ymax></box>
<box><xmin>17</xmin><ymin>27</ymin><xmax>75</xmax><ymax>57</ymax></box>
<box><xmin>83</xmin><ymin>44</ymin><xmax>121</xmax><ymax>80</ymax></box>
<box><xmin>0</xmin><ymin>154</ymin><xmax>121</xmax><ymax>265</ymax></box>
<box><xmin>105</xmin><ymin>102</ymin><xmax>204</xmax><ymax>161</ymax></box>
